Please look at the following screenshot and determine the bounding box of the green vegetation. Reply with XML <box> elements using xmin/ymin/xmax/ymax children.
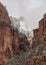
<box><xmin>5</xmin><ymin>41</ymin><xmax>46</xmax><ymax>65</ymax></box>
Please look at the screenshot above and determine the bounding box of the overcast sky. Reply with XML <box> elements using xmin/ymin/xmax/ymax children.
<box><xmin>0</xmin><ymin>0</ymin><xmax>46</xmax><ymax>30</ymax></box>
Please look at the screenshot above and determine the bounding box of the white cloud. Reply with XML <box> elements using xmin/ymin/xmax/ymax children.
<box><xmin>0</xmin><ymin>0</ymin><xmax>46</xmax><ymax>30</ymax></box>
<box><xmin>20</xmin><ymin>0</ymin><xmax>44</xmax><ymax>10</ymax></box>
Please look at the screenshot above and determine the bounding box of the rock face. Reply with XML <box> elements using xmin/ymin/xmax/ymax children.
<box><xmin>0</xmin><ymin>3</ymin><xmax>30</xmax><ymax>65</ymax></box>
<box><xmin>0</xmin><ymin>2</ymin><xmax>12</xmax><ymax>65</ymax></box>
<box><xmin>0</xmin><ymin>2</ymin><xmax>11</xmax><ymax>53</ymax></box>
<box><xmin>32</xmin><ymin>13</ymin><xmax>46</xmax><ymax>48</ymax></box>
<box><xmin>0</xmin><ymin>3</ymin><xmax>10</xmax><ymax>24</ymax></box>
<box><xmin>19</xmin><ymin>33</ymin><xmax>30</xmax><ymax>51</ymax></box>
<box><xmin>39</xmin><ymin>13</ymin><xmax>46</xmax><ymax>41</ymax></box>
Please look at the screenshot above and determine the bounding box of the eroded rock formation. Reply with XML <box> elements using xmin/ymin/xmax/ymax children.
<box><xmin>0</xmin><ymin>2</ymin><xmax>30</xmax><ymax>65</ymax></box>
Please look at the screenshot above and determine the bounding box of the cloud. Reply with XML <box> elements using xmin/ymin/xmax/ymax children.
<box><xmin>0</xmin><ymin>0</ymin><xmax>46</xmax><ymax>30</ymax></box>
<box><xmin>20</xmin><ymin>0</ymin><xmax>44</xmax><ymax>10</ymax></box>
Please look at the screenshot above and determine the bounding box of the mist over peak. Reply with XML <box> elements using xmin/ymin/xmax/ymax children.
<box><xmin>10</xmin><ymin>16</ymin><xmax>33</xmax><ymax>40</ymax></box>
<box><xmin>19</xmin><ymin>16</ymin><xmax>25</xmax><ymax>21</ymax></box>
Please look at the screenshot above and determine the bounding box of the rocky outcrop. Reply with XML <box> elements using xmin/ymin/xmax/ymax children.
<box><xmin>0</xmin><ymin>2</ymin><xmax>30</xmax><ymax>65</ymax></box>
<box><xmin>0</xmin><ymin>2</ymin><xmax>12</xmax><ymax>65</ymax></box>
<box><xmin>32</xmin><ymin>13</ymin><xmax>46</xmax><ymax>48</ymax></box>
<box><xmin>19</xmin><ymin>33</ymin><xmax>30</xmax><ymax>51</ymax></box>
